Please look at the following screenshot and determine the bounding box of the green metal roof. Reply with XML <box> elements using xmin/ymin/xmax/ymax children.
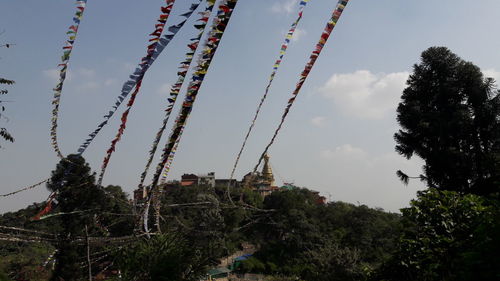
<box><xmin>207</xmin><ymin>267</ymin><xmax>232</xmax><ymax>277</ymax></box>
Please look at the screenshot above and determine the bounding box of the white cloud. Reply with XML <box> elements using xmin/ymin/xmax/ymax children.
<box><xmin>43</xmin><ymin>68</ymin><xmax>116</xmax><ymax>92</ymax></box>
<box><xmin>43</xmin><ymin>67</ymin><xmax>97</xmax><ymax>84</ymax></box>
<box><xmin>320</xmin><ymin>70</ymin><xmax>409</xmax><ymax>119</ymax></box>
<box><xmin>320</xmin><ymin>144</ymin><xmax>366</xmax><ymax>160</ymax></box>
<box><xmin>42</xmin><ymin>68</ymin><xmax>65</xmax><ymax>84</ymax></box>
<box><xmin>292</xmin><ymin>28</ymin><xmax>306</xmax><ymax>42</ymax></box>
<box><xmin>76</xmin><ymin>81</ymin><xmax>100</xmax><ymax>91</ymax></box>
<box><xmin>271</xmin><ymin>0</ymin><xmax>299</xmax><ymax>14</ymax></box>
<box><xmin>483</xmin><ymin>68</ymin><xmax>500</xmax><ymax>84</ymax></box>
<box><xmin>77</xmin><ymin>67</ymin><xmax>96</xmax><ymax>78</ymax></box>
<box><xmin>104</xmin><ymin>79</ymin><xmax>117</xmax><ymax>86</ymax></box>
<box><xmin>122</xmin><ymin>62</ymin><xmax>135</xmax><ymax>72</ymax></box>
<box><xmin>317</xmin><ymin>144</ymin><xmax>426</xmax><ymax>211</ymax></box>
<box><xmin>157</xmin><ymin>83</ymin><xmax>172</xmax><ymax>96</ymax></box>
<box><xmin>311</xmin><ymin>116</ymin><xmax>326</xmax><ymax>127</ymax></box>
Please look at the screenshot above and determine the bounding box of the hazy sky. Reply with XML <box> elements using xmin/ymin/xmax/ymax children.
<box><xmin>1</xmin><ymin>0</ymin><xmax>499</xmax><ymax>213</ymax></box>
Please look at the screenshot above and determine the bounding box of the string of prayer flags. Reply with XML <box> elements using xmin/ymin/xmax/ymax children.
<box><xmin>77</xmin><ymin>0</ymin><xmax>202</xmax><ymax>155</ymax></box>
<box><xmin>50</xmin><ymin>0</ymin><xmax>88</xmax><ymax>159</ymax></box>
<box><xmin>0</xmin><ymin>179</ymin><xmax>48</xmax><ymax>197</ymax></box>
<box><xmin>96</xmin><ymin>0</ymin><xmax>204</xmax><ymax>185</ymax></box>
<box><xmin>31</xmin><ymin>193</ymin><xmax>57</xmax><ymax>221</ymax></box>
<box><xmin>151</xmin><ymin>0</ymin><xmax>239</xmax><ymax>191</ymax></box>
<box><xmin>0</xmin><ymin>234</ymin><xmax>55</xmax><ymax>243</ymax></box>
<box><xmin>253</xmin><ymin>0</ymin><xmax>349</xmax><ymax>172</ymax></box>
<box><xmin>36</xmin><ymin>210</ymin><xmax>90</xmax><ymax>221</ymax></box>
<box><xmin>144</xmin><ymin>125</ymin><xmax>181</xmax><ymax>238</ymax></box>
<box><xmin>152</xmin><ymin>126</ymin><xmax>183</xmax><ymax>233</ymax></box>
<box><xmin>159</xmin><ymin>134</ymin><xmax>181</xmax><ymax>183</ymax></box>
<box><xmin>42</xmin><ymin>250</ymin><xmax>58</xmax><ymax>268</ymax></box>
<box><xmin>229</xmin><ymin>0</ymin><xmax>310</xmax><ymax>182</ymax></box>
<box><xmin>143</xmin><ymin>0</ymin><xmax>240</xmax><ymax>234</ymax></box>
<box><xmin>138</xmin><ymin>0</ymin><xmax>217</xmax><ymax>191</ymax></box>
<box><xmin>78</xmin><ymin>0</ymin><xmax>176</xmax><ymax>155</ymax></box>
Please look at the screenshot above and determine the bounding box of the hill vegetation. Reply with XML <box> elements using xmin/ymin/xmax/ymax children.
<box><xmin>1</xmin><ymin>184</ymin><xmax>404</xmax><ymax>281</ymax></box>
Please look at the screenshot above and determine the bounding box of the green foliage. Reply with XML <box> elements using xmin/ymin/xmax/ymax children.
<box><xmin>0</xmin><ymin>271</ymin><xmax>11</xmax><ymax>281</ymax></box>
<box><xmin>250</xmin><ymin>189</ymin><xmax>401</xmax><ymax>280</ymax></box>
<box><xmin>47</xmin><ymin>155</ymin><xmax>98</xmax><ymax>280</ymax></box>
<box><xmin>0</xmin><ymin>203</ymin><xmax>58</xmax><ymax>280</ymax></box>
<box><xmin>158</xmin><ymin>184</ymin><xmax>264</xmax><ymax>263</ymax></box>
<box><xmin>381</xmin><ymin>47</ymin><xmax>500</xmax><ymax>281</ymax></box>
<box><xmin>154</xmin><ymin>185</ymin><xmax>399</xmax><ymax>280</ymax></box>
<box><xmin>101</xmin><ymin>185</ymin><xmax>135</xmax><ymax>235</ymax></box>
<box><xmin>304</xmin><ymin>240</ymin><xmax>368</xmax><ymax>281</ymax></box>
<box><xmin>1</xmin><ymin>180</ymin><xmax>404</xmax><ymax>281</ymax></box>
<box><xmin>46</xmin><ymin>155</ymin><xmax>134</xmax><ymax>281</ymax></box>
<box><xmin>0</xmin><ymin>242</ymin><xmax>53</xmax><ymax>281</ymax></box>
<box><xmin>239</xmin><ymin>257</ymin><xmax>266</xmax><ymax>273</ymax></box>
<box><xmin>375</xmin><ymin>188</ymin><xmax>500</xmax><ymax>281</ymax></box>
<box><xmin>395</xmin><ymin>46</ymin><xmax>500</xmax><ymax>195</ymax></box>
<box><xmin>115</xmin><ymin>233</ymin><xmax>210</xmax><ymax>281</ymax></box>
<box><xmin>160</xmin><ymin>185</ymin><xmax>226</xmax><ymax>262</ymax></box>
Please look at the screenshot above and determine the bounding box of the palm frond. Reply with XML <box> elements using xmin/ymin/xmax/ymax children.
<box><xmin>396</xmin><ymin>170</ymin><xmax>410</xmax><ymax>185</ymax></box>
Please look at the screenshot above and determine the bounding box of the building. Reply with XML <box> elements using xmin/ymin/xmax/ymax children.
<box><xmin>281</xmin><ymin>182</ymin><xmax>298</xmax><ymax>190</ymax></box>
<box><xmin>205</xmin><ymin>267</ymin><xmax>232</xmax><ymax>280</ymax></box>
<box><xmin>180</xmin><ymin>173</ymin><xmax>198</xmax><ymax>186</ymax></box>
<box><xmin>198</xmin><ymin>172</ymin><xmax>216</xmax><ymax>187</ymax></box>
<box><xmin>311</xmin><ymin>190</ymin><xmax>327</xmax><ymax>205</ymax></box>
<box><xmin>242</xmin><ymin>154</ymin><xmax>279</xmax><ymax>197</ymax></box>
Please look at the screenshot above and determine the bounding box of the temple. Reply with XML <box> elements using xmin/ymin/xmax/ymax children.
<box><xmin>134</xmin><ymin>154</ymin><xmax>285</xmax><ymax>201</ymax></box>
<box><xmin>241</xmin><ymin>153</ymin><xmax>279</xmax><ymax>197</ymax></box>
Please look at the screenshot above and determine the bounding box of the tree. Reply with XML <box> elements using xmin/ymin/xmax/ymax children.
<box><xmin>0</xmin><ymin>77</ymin><xmax>14</xmax><ymax>147</ymax></box>
<box><xmin>47</xmin><ymin>154</ymin><xmax>107</xmax><ymax>281</ymax></box>
<box><xmin>0</xmin><ymin>271</ymin><xmax>11</xmax><ymax>281</ymax></box>
<box><xmin>395</xmin><ymin>47</ymin><xmax>500</xmax><ymax>195</ymax></box>
<box><xmin>249</xmin><ymin>189</ymin><xmax>401</xmax><ymax>280</ymax></box>
<box><xmin>374</xmin><ymin>189</ymin><xmax>500</xmax><ymax>281</ymax></box>
<box><xmin>304</xmin><ymin>240</ymin><xmax>367</xmax><ymax>281</ymax></box>
<box><xmin>115</xmin><ymin>233</ymin><xmax>211</xmax><ymax>281</ymax></box>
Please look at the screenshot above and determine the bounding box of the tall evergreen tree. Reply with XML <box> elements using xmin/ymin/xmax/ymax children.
<box><xmin>48</xmin><ymin>154</ymin><xmax>106</xmax><ymax>281</ymax></box>
<box><xmin>395</xmin><ymin>47</ymin><xmax>500</xmax><ymax>195</ymax></box>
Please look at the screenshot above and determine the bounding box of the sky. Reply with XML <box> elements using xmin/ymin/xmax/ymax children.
<box><xmin>1</xmin><ymin>0</ymin><xmax>499</xmax><ymax>213</ymax></box>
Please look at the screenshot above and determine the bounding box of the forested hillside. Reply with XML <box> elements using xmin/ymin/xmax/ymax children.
<box><xmin>1</xmin><ymin>183</ymin><xmax>404</xmax><ymax>280</ymax></box>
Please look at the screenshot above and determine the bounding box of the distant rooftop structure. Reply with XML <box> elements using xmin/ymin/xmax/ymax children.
<box><xmin>181</xmin><ymin>173</ymin><xmax>198</xmax><ymax>187</ymax></box>
<box><xmin>134</xmin><ymin>154</ymin><xmax>281</xmax><ymax>202</ymax></box>
<box><xmin>281</xmin><ymin>182</ymin><xmax>298</xmax><ymax>190</ymax></box>
<box><xmin>242</xmin><ymin>153</ymin><xmax>279</xmax><ymax>197</ymax></box>
<box><xmin>198</xmin><ymin>172</ymin><xmax>215</xmax><ymax>187</ymax></box>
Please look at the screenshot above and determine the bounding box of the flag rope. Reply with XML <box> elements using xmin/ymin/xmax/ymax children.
<box><xmin>229</xmin><ymin>0</ymin><xmax>310</xmax><ymax>183</ymax></box>
<box><xmin>0</xmin><ymin>179</ymin><xmax>48</xmax><ymax>197</ymax></box>
<box><xmin>50</xmin><ymin>0</ymin><xmax>88</xmax><ymax>159</ymax></box>
<box><xmin>96</xmin><ymin>0</ymin><xmax>205</xmax><ymax>186</ymax></box>
<box><xmin>138</xmin><ymin>0</ymin><xmax>217</xmax><ymax>192</ymax></box>
<box><xmin>253</xmin><ymin>0</ymin><xmax>349</xmax><ymax>172</ymax></box>
<box><xmin>76</xmin><ymin>0</ymin><xmax>202</xmax><ymax>155</ymax></box>
<box><xmin>142</xmin><ymin>0</ymin><xmax>240</xmax><ymax>234</ymax></box>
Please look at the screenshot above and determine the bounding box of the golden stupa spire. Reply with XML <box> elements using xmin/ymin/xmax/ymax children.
<box><xmin>261</xmin><ymin>153</ymin><xmax>275</xmax><ymax>186</ymax></box>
